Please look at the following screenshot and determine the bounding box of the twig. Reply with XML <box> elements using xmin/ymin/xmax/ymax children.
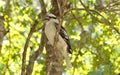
<box><xmin>55</xmin><ymin>0</ymin><xmax>63</xmax><ymax>42</ymax></box>
<box><xmin>66</xmin><ymin>7</ymin><xmax>120</xmax><ymax>34</ymax></box>
<box><xmin>106</xmin><ymin>1</ymin><xmax>120</xmax><ymax>8</ymax></box>
<box><xmin>79</xmin><ymin>0</ymin><xmax>120</xmax><ymax>34</ymax></box>
<box><xmin>71</xmin><ymin>12</ymin><xmax>84</xmax><ymax>32</ymax></box>
<box><xmin>79</xmin><ymin>0</ymin><xmax>93</xmax><ymax>16</ymax></box>
<box><xmin>91</xmin><ymin>10</ymin><xmax>120</xmax><ymax>34</ymax></box>
<box><xmin>55</xmin><ymin>0</ymin><xmax>64</xmax><ymax>43</ymax></box>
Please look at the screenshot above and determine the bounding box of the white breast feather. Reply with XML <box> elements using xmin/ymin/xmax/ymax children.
<box><xmin>44</xmin><ymin>19</ymin><xmax>72</xmax><ymax>68</ymax></box>
<box><xmin>44</xmin><ymin>20</ymin><xmax>67</xmax><ymax>50</ymax></box>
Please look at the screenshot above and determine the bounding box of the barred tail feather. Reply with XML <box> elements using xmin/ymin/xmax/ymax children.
<box><xmin>64</xmin><ymin>54</ymin><xmax>72</xmax><ymax>69</ymax></box>
<box><xmin>61</xmin><ymin>49</ymin><xmax>72</xmax><ymax>69</ymax></box>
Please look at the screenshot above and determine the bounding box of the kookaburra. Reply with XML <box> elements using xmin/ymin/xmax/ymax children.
<box><xmin>44</xmin><ymin>13</ymin><xmax>72</xmax><ymax>68</ymax></box>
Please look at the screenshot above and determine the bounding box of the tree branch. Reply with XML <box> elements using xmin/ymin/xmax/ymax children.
<box><xmin>79</xmin><ymin>0</ymin><xmax>120</xmax><ymax>34</ymax></box>
<box><xmin>71</xmin><ymin>12</ymin><xmax>84</xmax><ymax>32</ymax></box>
<box><xmin>24</xmin><ymin>0</ymin><xmax>47</xmax><ymax>75</ymax></box>
<box><xmin>91</xmin><ymin>10</ymin><xmax>120</xmax><ymax>34</ymax></box>
<box><xmin>21</xmin><ymin>12</ymin><xmax>43</xmax><ymax>75</ymax></box>
<box><xmin>0</xmin><ymin>15</ymin><xmax>7</xmax><ymax>53</ymax></box>
<box><xmin>26</xmin><ymin>29</ymin><xmax>46</xmax><ymax>75</ymax></box>
<box><xmin>0</xmin><ymin>0</ymin><xmax>10</xmax><ymax>53</ymax></box>
<box><xmin>21</xmin><ymin>20</ymin><xmax>38</xmax><ymax>75</ymax></box>
<box><xmin>54</xmin><ymin>0</ymin><xmax>63</xmax><ymax>46</ymax></box>
<box><xmin>39</xmin><ymin>0</ymin><xmax>47</xmax><ymax>16</ymax></box>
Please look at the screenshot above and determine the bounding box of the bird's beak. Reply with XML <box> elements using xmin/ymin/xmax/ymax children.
<box><xmin>43</xmin><ymin>15</ymin><xmax>49</xmax><ymax>21</ymax></box>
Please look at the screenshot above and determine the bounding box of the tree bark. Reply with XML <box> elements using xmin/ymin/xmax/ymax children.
<box><xmin>46</xmin><ymin>44</ymin><xmax>63</xmax><ymax>75</ymax></box>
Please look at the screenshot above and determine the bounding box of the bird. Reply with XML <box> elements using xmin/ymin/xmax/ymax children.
<box><xmin>43</xmin><ymin>13</ymin><xmax>72</xmax><ymax>68</ymax></box>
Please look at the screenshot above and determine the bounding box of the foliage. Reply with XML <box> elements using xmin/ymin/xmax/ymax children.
<box><xmin>0</xmin><ymin>0</ymin><xmax>120</xmax><ymax>75</ymax></box>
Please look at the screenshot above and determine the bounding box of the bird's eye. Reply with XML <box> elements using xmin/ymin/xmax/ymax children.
<box><xmin>49</xmin><ymin>16</ymin><xmax>56</xmax><ymax>19</ymax></box>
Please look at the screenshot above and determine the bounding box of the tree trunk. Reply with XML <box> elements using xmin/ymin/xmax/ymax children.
<box><xmin>40</xmin><ymin>0</ymin><xmax>70</xmax><ymax>74</ymax></box>
<box><xmin>46</xmin><ymin>44</ymin><xmax>63</xmax><ymax>75</ymax></box>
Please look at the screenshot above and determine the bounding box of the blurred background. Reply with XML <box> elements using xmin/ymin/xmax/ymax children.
<box><xmin>0</xmin><ymin>0</ymin><xmax>120</xmax><ymax>75</ymax></box>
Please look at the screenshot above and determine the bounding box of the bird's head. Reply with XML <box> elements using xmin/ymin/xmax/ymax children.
<box><xmin>43</xmin><ymin>13</ymin><xmax>59</xmax><ymax>24</ymax></box>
